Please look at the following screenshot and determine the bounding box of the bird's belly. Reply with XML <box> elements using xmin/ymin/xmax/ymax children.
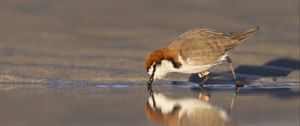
<box><xmin>173</xmin><ymin>52</ymin><xmax>229</xmax><ymax>73</ymax></box>
<box><xmin>173</xmin><ymin>63</ymin><xmax>216</xmax><ymax>73</ymax></box>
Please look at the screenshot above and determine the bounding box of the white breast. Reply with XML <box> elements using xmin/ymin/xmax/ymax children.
<box><xmin>169</xmin><ymin>54</ymin><xmax>228</xmax><ymax>74</ymax></box>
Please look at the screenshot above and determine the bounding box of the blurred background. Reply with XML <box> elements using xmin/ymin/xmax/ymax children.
<box><xmin>0</xmin><ymin>0</ymin><xmax>299</xmax><ymax>83</ymax></box>
<box><xmin>0</xmin><ymin>1</ymin><xmax>299</xmax><ymax>126</ymax></box>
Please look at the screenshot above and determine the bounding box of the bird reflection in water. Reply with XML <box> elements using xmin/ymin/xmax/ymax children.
<box><xmin>145</xmin><ymin>87</ymin><xmax>240</xmax><ymax>126</ymax></box>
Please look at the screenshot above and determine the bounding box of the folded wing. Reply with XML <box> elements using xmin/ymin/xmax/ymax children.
<box><xmin>168</xmin><ymin>27</ymin><xmax>258</xmax><ymax>65</ymax></box>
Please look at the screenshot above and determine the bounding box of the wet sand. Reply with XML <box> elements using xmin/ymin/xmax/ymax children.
<box><xmin>0</xmin><ymin>0</ymin><xmax>299</xmax><ymax>126</ymax></box>
<box><xmin>0</xmin><ymin>0</ymin><xmax>299</xmax><ymax>83</ymax></box>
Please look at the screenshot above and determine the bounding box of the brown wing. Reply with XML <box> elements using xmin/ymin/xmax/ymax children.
<box><xmin>168</xmin><ymin>28</ymin><xmax>237</xmax><ymax>65</ymax></box>
<box><xmin>168</xmin><ymin>27</ymin><xmax>259</xmax><ymax>65</ymax></box>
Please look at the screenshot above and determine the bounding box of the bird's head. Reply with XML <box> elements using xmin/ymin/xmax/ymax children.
<box><xmin>145</xmin><ymin>48</ymin><xmax>181</xmax><ymax>79</ymax></box>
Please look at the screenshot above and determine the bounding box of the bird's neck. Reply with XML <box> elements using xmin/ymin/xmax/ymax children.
<box><xmin>157</xmin><ymin>48</ymin><xmax>181</xmax><ymax>69</ymax></box>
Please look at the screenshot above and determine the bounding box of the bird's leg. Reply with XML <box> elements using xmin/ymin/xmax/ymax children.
<box><xmin>225</xmin><ymin>57</ymin><xmax>243</xmax><ymax>87</ymax></box>
<box><xmin>198</xmin><ymin>71</ymin><xmax>210</xmax><ymax>101</ymax></box>
<box><xmin>198</xmin><ymin>71</ymin><xmax>210</xmax><ymax>87</ymax></box>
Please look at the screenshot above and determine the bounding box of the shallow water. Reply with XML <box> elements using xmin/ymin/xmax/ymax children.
<box><xmin>0</xmin><ymin>82</ymin><xmax>299</xmax><ymax>126</ymax></box>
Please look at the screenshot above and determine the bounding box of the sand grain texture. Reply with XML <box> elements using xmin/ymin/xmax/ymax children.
<box><xmin>0</xmin><ymin>0</ymin><xmax>299</xmax><ymax>84</ymax></box>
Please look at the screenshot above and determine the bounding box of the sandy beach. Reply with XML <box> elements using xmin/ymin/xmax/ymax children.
<box><xmin>0</xmin><ymin>0</ymin><xmax>299</xmax><ymax>83</ymax></box>
<box><xmin>0</xmin><ymin>0</ymin><xmax>299</xmax><ymax>126</ymax></box>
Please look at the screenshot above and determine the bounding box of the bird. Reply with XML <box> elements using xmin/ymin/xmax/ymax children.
<box><xmin>145</xmin><ymin>26</ymin><xmax>259</xmax><ymax>87</ymax></box>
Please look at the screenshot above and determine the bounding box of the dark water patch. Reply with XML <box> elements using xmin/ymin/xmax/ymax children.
<box><xmin>264</xmin><ymin>58</ymin><xmax>300</xmax><ymax>70</ymax></box>
<box><xmin>188</xmin><ymin>58</ymin><xmax>299</xmax><ymax>85</ymax></box>
<box><xmin>1</xmin><ymin>80</ymin><xmax>298</xmax><ymax>90</ymax></box>
<box><xmin>235</xmin><ymin>58</ymin><xmax>299</xmax><ymax>77</ymax></box>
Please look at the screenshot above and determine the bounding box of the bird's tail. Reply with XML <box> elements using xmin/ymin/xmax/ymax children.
<box><xmin>230</xmin><ymin>26</ymin><xmax>259</xmax><ymax>42</ymax></box>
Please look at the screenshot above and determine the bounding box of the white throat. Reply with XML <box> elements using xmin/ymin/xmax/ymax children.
<box><xmin>148</xmin><ymin>60</ymin><xmax>174</xmax><ymax>79</ymax></box>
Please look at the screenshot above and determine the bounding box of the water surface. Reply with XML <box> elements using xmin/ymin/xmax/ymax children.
<box><xmin>0</xmin><ymin>82</ymin><xmax>298</xmax><ymax>126</ymax></box>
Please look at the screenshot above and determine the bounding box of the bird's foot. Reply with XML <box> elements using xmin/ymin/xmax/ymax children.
<box><xmin>199</xmin><ymin>83</ymin><xmax>204</xmax><ymax>88</ymax></box>
<box><xmin>235</xmin><ymin>80</ymin><xmax>244</xmax><ymax>87</ymax></box>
